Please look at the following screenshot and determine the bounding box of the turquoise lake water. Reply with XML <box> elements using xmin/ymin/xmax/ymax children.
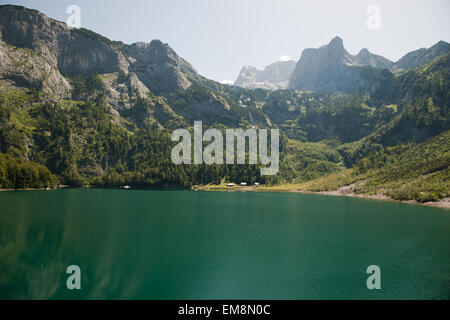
<box><xmin>0</xmin><ymin>189</ymin><xmax>449</xmax><ymax>299</ymax></box>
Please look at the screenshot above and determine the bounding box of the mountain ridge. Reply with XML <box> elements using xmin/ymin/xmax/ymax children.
<box><xmin>288</xmin><ymin>36</ymin><xmax>394</xmax><ymax>94</ymax></box>
<box><xmin>0</xmin><ymin>4</ymin><xmax>203</xmax><ymax>98</ymax></box>
<box><xmin>234</xmin><ymin>36</ymin><xmax>449</xmax><ymax>94</ymax></box>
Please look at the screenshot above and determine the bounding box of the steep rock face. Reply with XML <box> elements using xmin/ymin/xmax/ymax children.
<box><xmin>0</xmin><ymin>5</ymin><xmax>129</xmax><ymax>75</ymax></box>
<box><xmin>392</xmin><ymin>40</ymin><xmax>450</xmax><ymax>72</ymax></box>
<box><xmin>0</xmin><ymin>40</ymin><xmax>71</xmax><ymax>97</ymax></box>
<box><xmin>0</xmin><ymin>5</ymin><xmax>67</xmax><ymax>53</ymax></box>
<box><xmin>100</xmin><ymin>72</ymin><xmax>149</xmax><ymax>111</ymax></box>
<box><xmin>57</xmin><ymin>29</ymin><xmax>130</xmax><ymax>75</ymax></box>
<box><xmin>234</xmin><ymin>60</ymin><xmax>296</xmax><ymax>90</ymax></box>
<box><xmin>234</xmin><ymin>66</ymin><xmax>259</xmax><ymax>88</ymax></box>
<box><xmin>0</xmin><ymin>5</ymin><xmax>72</xmax><ymax>97</ymax></box>
<box><xmin>0</xmin><ymin>5</ymin><xmax>199</xmax><ymax>100</ymax></box>
<box><xmin>127</xmin><ymin>41</ymin><xmax>198</xmax><ymax>94</ymax></box>
<box><xmin>288</xmin><ymin>37</ymin><xmax>394</xmax><ymax>93</ymax></box>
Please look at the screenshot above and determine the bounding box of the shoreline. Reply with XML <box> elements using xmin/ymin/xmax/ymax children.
<box><xmin>1</xmin><ymin>184</ymin><xmax>449</xmax><ymax>209</ymax></box>
<box><xmin>0</xmin><ymin>185</ymin><xmax>71</xmax><ymax>192</ymax></box>
<box><xmin>195</xmin><ymin>184</ymin><xmax>450</xmax><ymax>209</ymax></box>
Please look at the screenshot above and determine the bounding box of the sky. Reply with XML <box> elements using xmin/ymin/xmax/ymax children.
<box><xmin>2</xmin><ymin>0</ymin><xmax>449</xmax><ymax>83</ymax></box>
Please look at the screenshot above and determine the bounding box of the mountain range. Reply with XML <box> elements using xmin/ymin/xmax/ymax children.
<box><xmin>0</xmin><ymin>5</ymin><xmax>203</xmax><ymax>96</ymax></box>
<box><xmin>235</xmin><ymin>36</ymin><xmax>450</xmax><ymax>94</ymax></box>
<box><xmin>0</xmin><ymin>4</ymin><xmax>449</xmax><ymax>204</ymax></box>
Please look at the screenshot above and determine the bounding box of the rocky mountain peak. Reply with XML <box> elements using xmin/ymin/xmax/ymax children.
<box><xmin>288</xmin><ymin>36</ymin><xmax>393</xmax><ymax>93</ymax></box>
<box><xmin>127</xmin><ymin>40</ymin><xmax>198</xmax><ymax>94</ymax></box>
<box><xmin>328</xmin><ymin>36</ymin><xmax>344</xmax><ymax>50</ymax></box>
<box><xmin>433</xmin><ymin>40</ymin><xmax>449</xmax><ymax>49</ymax></box>
<box><xmin>358</xmin><ymin>48</ymin><xmax>370</xmax><ymax>56</ymax></box>
<box><xmin>355</xmin><ymin>48</ymin><xmax>393</xmax><ymax>70</ymax></box>
<box><xmin>234</xmin><ymin>60</ymin><xmax>296</xmax><ymax>90</ymax></box>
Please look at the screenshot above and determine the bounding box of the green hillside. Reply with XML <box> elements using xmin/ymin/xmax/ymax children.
<box><xmin>1</xmin><ymin>52</ymin><xmax>449</xmax><ymax>202</ymax></box>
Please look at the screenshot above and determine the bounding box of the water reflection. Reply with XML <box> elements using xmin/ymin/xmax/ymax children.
<box><xmin>0</xmin><ymin>189</ymin><xmax>449</xmax><ymax>299</ymax></box>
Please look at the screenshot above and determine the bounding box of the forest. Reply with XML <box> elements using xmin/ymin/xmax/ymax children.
<box><xmin>0</xmin><ymin>52</ymin><xmax>448</xmax><ymax>202</ymax></box>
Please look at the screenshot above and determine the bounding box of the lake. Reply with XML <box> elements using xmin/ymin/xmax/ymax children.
<box><xmin>0</xmin><ymin>189</ymin><xmax>449</xmax><ymax>299</ymax></box>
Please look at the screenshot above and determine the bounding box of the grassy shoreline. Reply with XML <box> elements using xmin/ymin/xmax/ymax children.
<box><xmin>2</xmin><ymin>180</ymin><xmax>449</xmax><ymax>209</ymax></box>
<box><xmin>194</xmin><ymin>180</ymin><xmax>450</xmax><ymax>209</ymax></box>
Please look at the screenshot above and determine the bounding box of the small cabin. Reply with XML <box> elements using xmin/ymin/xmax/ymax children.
<box><xmin>227</xmin><ymin>183</ymin><xmax>235</xmax><ymax>187</ymax></box>
<box><xmin>254</xmin><ymin>182</ymin><xmax>260</xmax><ymax>186</ymax></box>
<box><xmin>241</xmin><ymin>182</ymin><xmax>247</xmax><ymax>186</ymax></box>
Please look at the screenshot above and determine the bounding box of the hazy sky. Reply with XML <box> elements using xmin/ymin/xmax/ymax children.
<box><xmin>2</xmin><ymin>0</ymin><xmax>449</xmax><ymax>83</ymax></box>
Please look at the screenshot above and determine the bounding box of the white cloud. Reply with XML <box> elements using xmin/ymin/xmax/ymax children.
<box><xmin>220</xmin><ymin>80</ymin><xmax>234</xmax><ymax>85</ymax></box>
<box><xmin>279</xmin><ymin>55</ymin><xmax>295</xmax><ymax>62</ymax></box>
